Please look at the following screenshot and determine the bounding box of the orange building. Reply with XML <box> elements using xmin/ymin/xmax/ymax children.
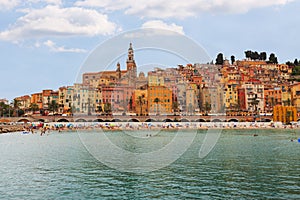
<box><xmin>290</xmin><ymin>83</ymin><xmax>300</xmax><ymax>111</ymax></box>
<box><xmin>273</xmin><ymin>105</ymin><xmax>297</xmax><ymax>124</ymax></box>
<box><xmin>31</xmin><ymin>93</ymin><xmax>43</xmax><ymax>110</ymax></box>
<box><xmin>133</xmin><ymin>89</ymin><xmax>148</xmax><ymax>116</ymax></box>
<box><xmin>148</xmin><ymin>86</ymin><xmax>172</xmax><ymax>115</ymax></box>
<box><xmin>264</xmin><ymin>87</ymin><xmax>282</xmax><ymax>113</ymax></box>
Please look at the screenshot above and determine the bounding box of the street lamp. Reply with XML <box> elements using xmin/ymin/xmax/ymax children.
<box><xmin>47</xmin><ymin>96</ymin><xmax>50</xmax><ymax>114</ymax></box>
<box><xmin>87</xmin><ymin>98</ymin><xmax>91</xmax><ymax>116</ymax></box>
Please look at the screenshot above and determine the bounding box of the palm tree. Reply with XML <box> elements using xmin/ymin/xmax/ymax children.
<box><xmin>48</xmin><ymin>100</ymin><xmax>59</xmax><ymax>114</ymax></box>
<box><xmin>249</xmin><ymin>95</ymin><xmax>260</xmax><ymax>120</ymax></box>
<box><xmin>286</xmin><ymin>110</ymin><xmax>292</xmax><ymax>124</ymax></box>
<box><xmin>204</xmin><ymin>101</ymin><xmax>211</xmax><ymax>115</ymax></box>
<box><xmin>154</xmin><ymin>98</ymin><xmax>160</xmax><ymax>115</ymax></box>
<box><xmin>29</xmin><ymin>103</ymin><xmax>39</xmax><ymax>113</ymax></box>
<box><xmin>137</xmin><ymin>95</ymin><xmax>144</xmax><ymax>116</ymax></box>
<box><xmin>287</xmin><ymin>98</ymin><xmax>291</xmax><ymax>106</ymax></box>
<box><xmin>129</xmin><ymin>96</ymin><xmax>133</xmax><ymax>111</ymax></box>
<box><xmin>172</xmin><ymin>101</ymin><xmax>179</xmax><ymax>115</ymax></box>
<box><xmin>13</xmin><ymin>99</ymin><xmax>21</xmax><ymax>117</ymax></box>
<box><xmin>0</xmin><ymin>102</ymin><xmax>9</xmax><ymax>117</ymax></box>
<box><xmin>104</xmin><ymin>103</ymin><xmax>112</xmax><ymax>115</ymax></box>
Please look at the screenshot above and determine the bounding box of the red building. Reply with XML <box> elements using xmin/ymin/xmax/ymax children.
<box><xmin>238</xmin><ymin>88</ymin><xmax>246</xmax><ymax>110</ymax></box>
<box><xmin>101</xmin><ymin>85</ymin><xmax>135</xmax><ymax>112</ymax></box>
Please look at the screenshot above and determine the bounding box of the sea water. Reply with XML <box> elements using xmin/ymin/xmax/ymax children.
<box><xmin>0</xmin><ymin>129</ymin><xmax>299</xmax><ymax>199</ymax></box>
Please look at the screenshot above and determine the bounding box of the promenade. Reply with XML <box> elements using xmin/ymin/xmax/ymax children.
<box><xmin>0</xmin><ymin>115</ymin><xmax>276</xmax><ymax>123</ymax></box>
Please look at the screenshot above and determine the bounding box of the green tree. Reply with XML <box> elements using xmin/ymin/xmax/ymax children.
<box><xmin>245</xmin><ymin>50</ymin><xmax>252</xmax><ymax>59</ymax></box>
<box><xmin>251</xmin><ymin>51</ymin><xmax>259</xmax><ymax>60</ymax></box>
<box><xmin>137</xmin><ymin>95</ymin><xmax>145</xmax><ymax>116</ymax></box>
<box><xmin>250</xmin><ymin>95</ymin><xmax>260</xmax><ymax>119</ymax></box>
<box><xmin>204</xmin><ymin>101</ymin><xmax>211</xmax><ymax>115</ymax></box>
<box><xmin>0</xmin><ymin>102</ymin><xmax>9</xmax><ymax>117</ymax></box>
<box><xmin>230</xmin><ymin>55</ymin><xmax>235</xmax><ymax>65</ymax></box>
<box><xmin>286</xmin><ymin>61</ymin><xmax>295</xmax><ymax>67</ymax></box>
<box><xmin>48</xmin><ymin>100</ymin><xmax>59</xmax><ymax>113</ymax></box>
<box><xmin>260</xmin><ymin>52</ymin><xmax>267</xmax><ymax>61</ymax></box>
<box><xmin>268</xmin><ymin>53</ymin><xmax>278</xmax><ymax>64</ymax></box>
<box><xmin>215</xmin><ymin>53</ymin><xmax>224</xmax><ymax>65</ymax></box>
<box><xmin>13</xmin><ymin>99</ymin><xmax>21</xmax><ymax>117</ymax></box>
<box><xmin>97</xmin><ymin>104</ymin><xmax>103</xmax><ymax>113</ymax></box>
<box><xmin>129</xmin><ymin>96</ymin><xmax>133</xmax><ymax>111</ymax></box>
<box><xmin>29</xmin><ymin>103</ymin><xmax>39</xmax><ymax>112</ymax></box>
<box><xmin>292</xmin><ymin>66</ymin><xmax>300</xmax><ymax>75</ymax></box>
<box><xmin>294</xmin><ymin>59</ymin><xmax>299</xmax><ymax>66</ymax></box>
<box><xmin>286</xmin><ymin>110</ymin><xmax>292</xmax><ymax>124</ymax></box>
<box><xmin>172</xmin><ymin>101</ymin><xmax>179</xmax><ymax>115</ymax></box>
<box><xmin>287</xmin><ymin>98</ymin><xmax>291</xmax><ymax>106</ymax></box>
<box><xmin>104</xmin><ymin>103</ymin><xmax>111</xmax><ymax>115</ymax></box>
<box><xmin>154</xmin><ymin>98</ymin><xmax>160</xmax><ymax>115</ymax></box>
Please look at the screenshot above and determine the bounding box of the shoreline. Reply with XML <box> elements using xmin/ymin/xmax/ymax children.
<box><xmin>1</xmin><ymin>121</ymin><xmax>300</xmax><ymax>134</ymax></box>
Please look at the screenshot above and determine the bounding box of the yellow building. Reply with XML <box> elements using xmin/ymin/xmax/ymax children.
<box><xmin>186</xmin><ymin>85</ymin><xmax>196</xmax><ymax>115</ymax></box>
<box><xmin>281</xmin><ymin>84</ymin><xmax>291</xmax><ymax>106</ymax></box>
<box><xmin>148</xmin><ymin>86</ymin><xmax>172</xmax><ymax>115</ymax></box>
<box><xmin>148</xmin><ymin>75</ymin><xmax>164</xmax><ymax>86</ymax></box>
<box><xmin>273</xmin><ymin>105</ymin><xmax>297</xmax><ymax>124</ymax></box>
<box><xmin>224</xmin><ymin>82</ymin><xmax>239</xmax><ymax>110</ymax></box>
<box><xmin>290</xmin><ymin>83</ymin><xmax>300</xmax><ymax>111</ymax></box>
<box><xmin>31</xmin><ymin>93</ymin><xmax>43</xmax><ymax>110</ymax></box>
<box><xmin>133</xmin><ymin>89</ymin><xmax>148</xmax><ymax>116</ymax></box>
<box><xmin>58</xmin><ymin>86</ymin><xmax>74</xmax><ymax>114</ymax></box>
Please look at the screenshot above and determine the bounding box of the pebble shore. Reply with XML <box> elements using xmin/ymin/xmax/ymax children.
<box><xmin>0</xmin><ymin>124</ymin><xmax>26</xmax><ymax>134</ymax></box>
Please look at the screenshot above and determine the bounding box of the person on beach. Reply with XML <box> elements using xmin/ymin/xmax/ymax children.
<box><xmin>40</xmin><ymin>128</ymin><xmax>45</xmax><ymax>136</ymax></box>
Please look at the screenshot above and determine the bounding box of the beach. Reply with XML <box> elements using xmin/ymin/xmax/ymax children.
<box><xmin>2</xmin><ymin>121</ymin><xmax>300</xmax><ymax>134</ymax></box>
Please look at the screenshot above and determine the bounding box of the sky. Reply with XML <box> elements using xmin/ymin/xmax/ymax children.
<box><xmin>0</xmin><ymin>0</ymin><xmax>299</xmax><ymax>101</ymax></box>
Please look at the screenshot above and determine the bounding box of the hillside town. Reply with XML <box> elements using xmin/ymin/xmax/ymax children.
<box><xmin>1</xmin><ymin>43</ymin><xmax>300</xmax><ymax>123</ymax></box>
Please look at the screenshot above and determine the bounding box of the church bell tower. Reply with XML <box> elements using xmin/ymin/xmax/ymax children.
<box><xmin>126</xmin><ymin>43</ymin><xmax>137</xmax><ymax>86</ymax></box>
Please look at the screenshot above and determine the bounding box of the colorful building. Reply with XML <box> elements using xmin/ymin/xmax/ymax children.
<box><xmin>148</xmin><ymin>86</ymin><xmax>172</xmax><ymax>115</ymax></box>
<box><xmin>273</xmin><ymin>105</ymin><xmax>297</xmax><ymax>124</ymax></box>
<box><xmin>31</xmin><ymin>93</ymin><xmax>43</xmax><ymax>110</ymax></box>
<box><xmin>264</xmin><ymin>87</ymin><xmax>282</xmax><ymax>113</ymax></box>
<box><xmin>15</xmin><ymin>95</ymin><xmax>31</xmax><ymax>111</ymax></box>
<box><xmin>133</xmin><ymin>89</ymin><xmax>148</xmax><ymax>116</ymax></box>
<box><xmin>290</xmin><ymin>83</ymin><xmax>300</xmax><ymax>111</ymax></box>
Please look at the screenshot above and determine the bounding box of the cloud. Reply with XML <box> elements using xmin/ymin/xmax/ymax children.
<box><xmin>0</xmin><ymin>0</ymin><xmax>19</xmax><ymax>10</ymax></box>
<box><xmin>0</xmin><ymin>0</ymin><xmax>63</xmax><ymax>11</ymax></box>
<box><xmin>142</xmin><ymin>20</ymin><xmax>184</xmax><ymax>35</ymax></box>
<box><xmin>74</xmin><ymin>0</ymin><xmax>295</xmax><ymax>19</ymax></box>
<box><xmin>0</xmin><ymin>5</ymin><xmax>117</xmax><ymax>42</ymax></box>
<box><xmin>43</xmin><ymin>40</ymin><xmax>87</xmax><ymax>53</ymax></box>
<box><xmin>26</xmin><ymin>0</ymin><xmax>62</xmax><ymax>6</ymax></box>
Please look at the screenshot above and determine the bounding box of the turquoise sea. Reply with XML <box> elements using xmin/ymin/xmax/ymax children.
<box><xmin>0</xmin><ymin>129</ymin><xmax>300</xmax><ymax>199</ymax></box>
